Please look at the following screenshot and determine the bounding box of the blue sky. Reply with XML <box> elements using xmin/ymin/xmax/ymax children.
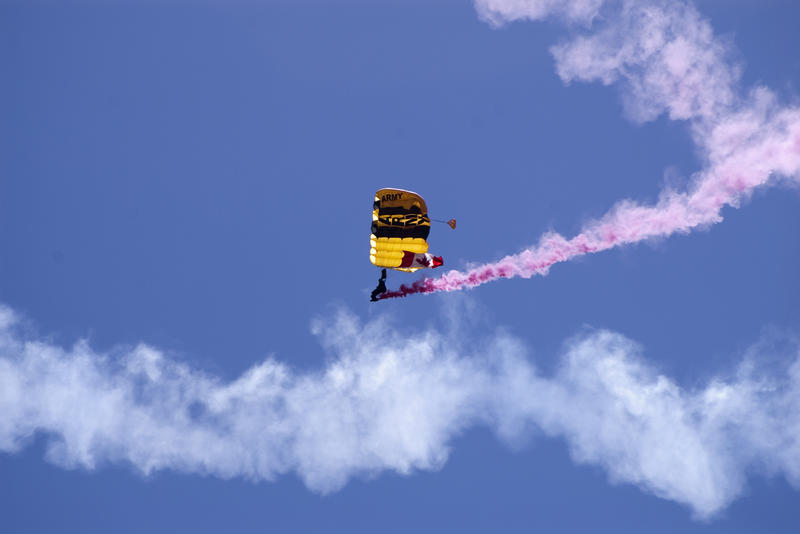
<box><xmin>1</xmin><ymin>0</ymin><xmax>799</xmax><ymax>532</ymax></box>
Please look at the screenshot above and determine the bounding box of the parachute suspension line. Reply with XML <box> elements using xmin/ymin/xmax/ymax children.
<box><xmin>431</xmin><ymin>218</ymin><xmax>457</xmax><ymax>229</ymax></box>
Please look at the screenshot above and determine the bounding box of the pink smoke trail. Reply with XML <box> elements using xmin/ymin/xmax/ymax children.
<box><xmin>379</xmin><ymin>0</ymin><xmax>800</xmax><ymax>300</ymax></box>
<box><xmin>380</xmin><ymin>101</ymin><xmax>800</xmax><ymax>299</ymax></box>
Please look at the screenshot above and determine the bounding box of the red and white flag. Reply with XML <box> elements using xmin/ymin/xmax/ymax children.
<box><xmin>399</xmin><ymin>252</ymin><xmax>443</xmax><ymax>269</ymax></box>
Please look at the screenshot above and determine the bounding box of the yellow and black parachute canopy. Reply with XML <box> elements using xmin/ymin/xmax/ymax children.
<box><xmin>369</xmin><ymin>188</ymin><xmax>430</xmax><ymax>272</ymax></box>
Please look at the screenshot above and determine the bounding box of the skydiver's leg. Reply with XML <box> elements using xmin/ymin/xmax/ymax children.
<box><xmin>370</xmin><ymin>269</ymin><xmax>388</xmax><ymax>301</ymax></box>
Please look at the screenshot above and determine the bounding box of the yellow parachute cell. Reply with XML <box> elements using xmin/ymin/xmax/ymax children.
<box><xmin>370</xmin><ymin>188</ymin><xmax>430</xmax><ymax>272</ymax></box>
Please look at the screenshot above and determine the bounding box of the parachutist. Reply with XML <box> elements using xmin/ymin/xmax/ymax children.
<box><xmin>370</xmin><ymin>269</ymin><xmax>387</xmax><ymax>302</ymax></box>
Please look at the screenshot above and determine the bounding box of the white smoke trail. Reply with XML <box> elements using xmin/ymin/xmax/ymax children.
<box><xmin>2</xmin><ymin>303</ymin><xmax>800</xmax><ymax>518</ymax></box>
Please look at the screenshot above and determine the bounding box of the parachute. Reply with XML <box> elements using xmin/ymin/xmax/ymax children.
<box><xmin>370</xmin><ymin>188</ymin><xmax>438</xmax><ymax>272</ymax></box>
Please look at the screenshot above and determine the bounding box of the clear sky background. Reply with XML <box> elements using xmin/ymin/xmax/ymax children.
<box><xmin>1</xmin><ymin>0</ymin><xmax>799</xmax><ymax>532</ymax></box>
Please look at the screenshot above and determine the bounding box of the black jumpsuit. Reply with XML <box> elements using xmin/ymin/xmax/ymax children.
<box><xmin>370</xmin><ymin>269</ymin><xmax>388</xmax><ymax>301</ymax></box>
